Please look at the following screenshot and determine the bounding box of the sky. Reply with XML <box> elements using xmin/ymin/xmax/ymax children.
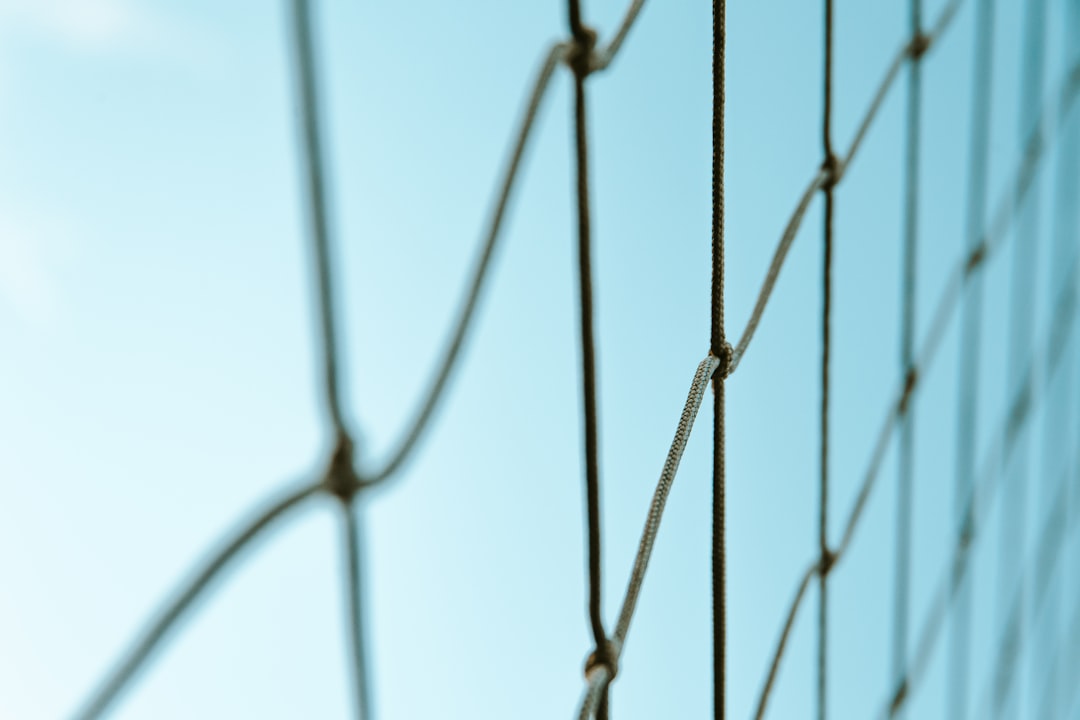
<box><xmin>0</xmin><ymin>0</ymin><xmax>1078</xmax><ymax>719</ymax></box>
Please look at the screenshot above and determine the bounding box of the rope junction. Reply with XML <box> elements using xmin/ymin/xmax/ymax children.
<box><xmin>65</xmin><ymin>0</ymin><xmax>1080</xmax><ymax>718</ymax></box>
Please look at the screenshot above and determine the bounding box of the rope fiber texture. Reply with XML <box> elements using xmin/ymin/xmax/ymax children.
<box><xmin>62</xmin><ymin>0</ymin><xmax>1080</xmax><ymax>718</ymax></box>
<box><xmin>711</xmin><ymin>1</ymin><xmax>728</xmax><ymax>719</ymax></box>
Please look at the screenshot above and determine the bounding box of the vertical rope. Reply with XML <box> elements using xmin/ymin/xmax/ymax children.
<box><xmin>291</xmin><ymin>2</ymin><xmax>370</xmax><ymax>716</ymax></box>
<box><xmin>1058</xmin><ymin>7</ymin><xmax>1080</xmax><ymax>718</ymax></box>
<box><xmin>819</xmin><ymin>178</ymin><xmax>833</xmax><ymax>720</ymax></box>
<box><xmin>290</xmin><ymin>0</ymin><xmax>348</xmax><ymax>436</ymax></box>
<box><xmin>894</xmin><ymin>1</ymin><xmax>922</xmax><ymax>715</ymax></box>
<box><xmin>567</xmin><ymin>0</ymin><xmax>586</xmax><ymax>41</ymax></box>
<box><xmin>711</xmin><ymin>1</ymin><xmax>728</xmax><ymax>719</ymax></box>
<box><xmin>567</xmin><ymin>3</ymin><xmax>609</xmax><ymax>718</ymax></box>
<box><xmin>819</xmin><ymin>2</ymin><xmax>835</xmax><ymax>719</ymax></box>
<box><xmin>574</xmin><ymin>46</ymin><xmax>604</xmax><ymax>667</ymax></box>
<box><xmin>998</xmin><ymin>1</ymin><xmax>1047</xmax><ymax>716</ymax></box>
<box><xmin>951</xmin><ymin>2</ymin><xmax>994</xmax><ymax>719</ymax></box>
<box><xmin>1038</xmin><ymin>2</ymin><xmax>1080</xmax><ymax>716</ymax></box>
<box><xmin>342</xmin><ymin>502</ymin><xmax>372</xmax><ymax>720</ymax></box>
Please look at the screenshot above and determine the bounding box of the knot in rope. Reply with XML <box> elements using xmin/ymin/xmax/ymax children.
<box><xmin>897</xmin><ymin>366</ymin><xmax>919</xmax><ymax>415</ymax></box>
<box><xmin>908</xmin><ymin>32</ymin><xmax>931</xmax><ymax>60</ymax></box>
<box><xmin>820</xmin><ymin>153</ymin><xmax>843</xmax><ymax>190</ymax></box>
<box><xmin>889</xmin><ymin>678</ymin><xmax>910</xmax><ymax>714</ymax></box>
<box><xmin>323</xmin><ymin>431</ymin><xmax>360</xmax><ymax>503</ymax></box>
<box><xmin>958</xmin><ymin>511</ymin><xmax>975</xmax><ymax>551</ymax></box>
<box><xmin>567</xmin><ymin>24</ymin><xmax>598</xmax><ymax>78</ymax></box>
<box><xmin>714</xmin><ymin>340</ymin><xmax>734</xmax><ymax>379</ymax></box>
<box><xmin>965</xmin><ymin>242</ymin><xmax>987</xmax><ymax>276</ymax></box>
<box><xmin>819</xmin><ymin>547</ymin><xmax>838</xmax><ymax>577</ymax></box>
<box><xmin>584</xmin><ymin>640</ymin><xmax>618</xmax><ymax>682</ymax></box>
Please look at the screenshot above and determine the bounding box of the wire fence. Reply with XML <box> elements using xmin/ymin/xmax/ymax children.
<box><xmin>61</xmin><ymin>0</ymin><xmax>1080</xmax><ymax>718</ymax></box>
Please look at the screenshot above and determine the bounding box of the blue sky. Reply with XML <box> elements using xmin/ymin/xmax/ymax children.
<box><xmin>1</xmin><ymin>0</ymin><xmax>1078</xmax><ymax>718</ymax></box>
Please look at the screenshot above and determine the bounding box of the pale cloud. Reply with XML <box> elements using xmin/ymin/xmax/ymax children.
<box><xmin>0</xmin><ymin>0</ymin><xmax>219</xmax><ymax>61</ymax></box>
<box><xmin>0</xmin><ymin>209</ymin><xmax>74</xmax><ymax>327</ymax></box>
<box><xmin>0</xmin><ymin>0</ymin><xmax>156</xmax><ymax>51</ymax></box>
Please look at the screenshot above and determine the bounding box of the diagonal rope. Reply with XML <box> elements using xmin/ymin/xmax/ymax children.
<box><xmin>71</xmin><ymin>480</ymin><xmax>323</xmax><ymax>720</ymax></box>
<box><xmin>60</xmin><ymin>1</ymin><xmax>1080</xmax><ymax>718</ymax></box>
<box><xmin>1031</xmin><ymin>3</ymin><xmax>1080</xmax><ymax>717</ymax></box>
<box><xmin>1054</xmin><ymin>590</ymin><xmax>1080</xmax><ymax>716</ymax></box>
<box><xmin>360</xmin><ymin>0</ymin><xmax>650</xmax><ymax>487</ymax></box>
<box><xmin>72</xmin><ymin>1</ymin><xmax>657</xmax><ymax>717</ymax></box>
<box><xmin>973</xmin><ymin>460</ymin><xmax>1080</xmax><ymax>720</ymax></box>
<box><xmin>1046</xmin><ymin>524</ymin><xmax>1080</xmax><ymax>718</ymax></box>
<box><xmin>893</xmin><ymin>0</ymin><xmax>924</xmax><ymax>713</ymax></box>
<box><xmin>1044</xmin><ymin>7</ymin><xmax>1080</xmax><ymax>718</ymax></box>
<box><xmin>588</xmin><ymin>0</ymin><xmax>644</xmax><ymax>72</ymax></box>
<box><xmin>950</xmin><ymin>1</ymin><xmax>995</xmax><ymax>717</ymax></box>
<box><xmin>577</xmin><ymin>355</ymin><xmax>721</xmax><ymax>720</ymax></box>
<box><xmin>360</xmin><ymin>40</ymin><xmax>569</xmax><ymax>485</ymax></box>
<box><xmin>751</xmin><ymin>55</ymin><xmax>1080</xmax><ymax>720</ymax></box>
<box><xmin>728</xmin><ymin>0</ymin><xmax>963</xmax><ymax>375</ymax></box>
<box><xmin>878</xmin><ymin>252</ymin><xmax>1079</xmax><ymax>718</ymax></box>
<box><xmin>996</xmin><ymin>2</ymin><xmax>1049</xmax><ymax>717</ymax></box>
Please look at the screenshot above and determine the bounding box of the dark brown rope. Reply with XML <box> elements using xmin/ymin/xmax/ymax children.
<box><xmin>566</xmin><ymin>5</ymin><xmax>609</xmax><ymax>718</ymax></box>
<box><xmin>752</xmin><ymin>54</ymin><xmax>1080</xmax><ymax>719</ymax></box>
<box><xmin>711</xmin><ymin>1</ymin><xmax>728</xmax><ymax>719</ymax></box>
<box><xmin>819</xmin><ymin>2</ymin><xmax>835</xmax><ymax>719</ymax></box>
<box><xmin>729</xmin><ymin>0</ymin><xmax>963</xmax><ymax>375</ymax></box>
<box><xmin>291</xmin><ymin>0</ymin><xmax>349</xmax><ymax>438</ymax></box>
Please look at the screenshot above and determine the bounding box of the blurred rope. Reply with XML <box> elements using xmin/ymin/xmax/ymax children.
<box><xmin>71</xmin><ymin>480</ymin><xmax>323</xmax><ymax>720</ymax></box>
<box><xmin>950</xmin><ymin>1</ymin><xmax>995</xmax><ymax>716</ymax></box>
<box><xmin>576</xmin><ymin>355</ymin><xmax>720</xmax><ymax>720</ymax></box>
<box><xmin>752</xmin><ymin>51</ymin><xmax>1080</xmax><ymax>720</ymax></box>
<box><xmin>70</xmin><ymin>0</ymin><xmax>651</xmax><ymax>717</ymax></box>
<box><xmin>892</xmin><ymin>0</ymin><xmax>923</xmax><ymax>713</ymax></box>
<box><xmin>62</xmin><ymin>0</ymin><xmax>1080</xmax><ymax>718</ymax></box>
<box><xmin>728</xmin><ymin>0</ymin><xmax>962</xmax><ymax>375</ymax></box>
<box><xmin>879</xmin><ymin>253</ymin><xmax>1079</xmax><ymax>719</ymax></box>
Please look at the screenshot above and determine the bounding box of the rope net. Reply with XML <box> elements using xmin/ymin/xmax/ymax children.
<box><xmin>50</xmin><ymin>0</ymin><xmax>1079</xmax><ymax>718</ymax></box>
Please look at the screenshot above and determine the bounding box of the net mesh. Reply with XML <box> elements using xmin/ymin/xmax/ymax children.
<box><xmin>59</xmin><ymin>0</ymin><xmax>1080</xmax><ymax>718</ymax></box>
